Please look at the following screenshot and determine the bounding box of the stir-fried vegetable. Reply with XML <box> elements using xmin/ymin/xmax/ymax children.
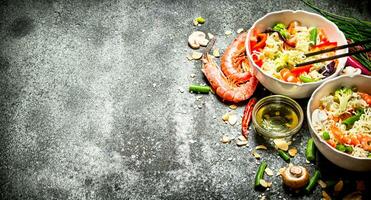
<box><xmin>334</xmin><ymin>87</ymin><xmax>352</xmax><ymax>113</ymax></box>
<box><xmin>251</xmin><ymin>20</ymin><xmax>338</xmax><ymax>84</ymax></box>
<box><xmin>273</xmin><ymin>23</ymin><xmax>290</xmax><ymax>39</ymax></box>
<box><xmin>342</xmin><ymin>108</ymin><xmax>364</xmax><ymax>128</ymax></box>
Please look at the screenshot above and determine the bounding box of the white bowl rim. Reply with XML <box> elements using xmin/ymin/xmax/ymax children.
<box><xmin>246</xmin><ymin>9</ymin><xmax>348</xmax><ymax>86</ymax></box>
<box><xmin>307</xmin><ymin>74</ymin><xmax>371</xmax><ymax>161</ymax></box>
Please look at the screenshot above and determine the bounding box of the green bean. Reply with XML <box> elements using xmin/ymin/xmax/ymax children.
<box><xmin>189</xmin><ymin>84</ymin><xmax>210</xmax><ymax>93</ymax></box>
<box><xmin>254</xmin><ymin>161</ymin><xmax>267</xmax><ymax>188</ymax></box>
<box><xmin>305</xmin><ymin>170</ymin><xmax>321</xmax><ymax>193</ymax></box>
<box><xmin>342</xmin><ymin>109</ymin><xmax>364</xmax><ymax>128</ymax></box>
<box><xmin>306</xmin><ymin>138</ymin><xmax>316</xmax><ymax>161</ymax></box>
<box><xmin>278</xmin><ymin>150</ymin><xmax>290</xmax><ymax>163</ymax></box>
<box><xmin>322</xmin><ymin>131</ymin><xmax>330</xmax><ymax>140</ymax></box>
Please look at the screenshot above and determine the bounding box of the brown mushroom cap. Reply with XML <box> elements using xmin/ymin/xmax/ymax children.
<box><xmin>281</xmin><ymin>165</ymin><xmax>310</xmax><ymax>189</ymax></box>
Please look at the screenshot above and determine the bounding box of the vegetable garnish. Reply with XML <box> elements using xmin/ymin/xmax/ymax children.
<box><xmin>278</xmin><ymin>150</ymin><xmax>291</xmax><ymax>163</ymax></box>
<box><xmin>305</xmin><ymin>170</ymin><xmax>321</xmax><ymax>193</ymax></box>
<box><xmin>305</xmin><ymin>138</ymin><xmax>316</xmax><ymax>162</ymax></box>
<box><xmin>255</xmin><ymin>161</ymin><xmax>268</xmax><ymax>188</ymax></box>
<box><xmin>189</xmin><ymin>84</ymin><xmax>211</xmax><ymax>93</ymax></box>
<box><xmin>241</xmin><ymin>98</ymin><xmax>257</xmax><ymax>138</ymax></box>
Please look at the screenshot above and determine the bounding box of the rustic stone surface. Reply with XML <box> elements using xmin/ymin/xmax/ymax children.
<box><xmin>0</xmin><ymin>0</ymin><xmax>370</xmax><ymax>199</ymax></box>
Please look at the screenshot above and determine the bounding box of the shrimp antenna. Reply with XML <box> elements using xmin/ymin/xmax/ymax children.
<box><xmin>203</xmin><ymin>37</ymin><xmax>216</xmax><ymax>56</ymax></box>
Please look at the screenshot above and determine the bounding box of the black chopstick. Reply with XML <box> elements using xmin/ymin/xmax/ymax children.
<box><xmin>305</xmin><ymin>39</ymin><xmax>371</xmax><ymax>57</ymax></box>
<box><xmin>296</xmin><ymin>47</ymin><xmax>371</xmax><ymax>67</ymax></box>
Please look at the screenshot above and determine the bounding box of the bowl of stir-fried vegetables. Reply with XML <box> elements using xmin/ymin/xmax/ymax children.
<box><xmin>307</xmin><ymin>74</ymin><xmax>371</xmax><ymax>171</ymax></box>
<box><xmin>246</xmin><ymin>10</ymin><xmax>348</xmax><ymax>98</ymax></box>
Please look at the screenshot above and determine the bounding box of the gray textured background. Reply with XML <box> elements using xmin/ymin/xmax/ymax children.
<box><xmin>0</xmin><ymin>0</ymin><xmax>370</xmax><ymax>199</ymax></box>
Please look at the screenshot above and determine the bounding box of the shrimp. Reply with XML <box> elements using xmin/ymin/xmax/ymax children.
<box><xmin>202</xmin><ymin>54</ymin><xmax>258</xmax><ymax>103</ymax></box>
<box><xmin>330</xmin><ymin>125</ymin><xmax>371</xmax><ymax>151</ymax></box>
<box><xmin>358</xmin><ymin>92</ymin><xmax>371</xmax><ymax>106</ymax></box>
<box><xmin>220</xmin><ymin>32</ymin><xmax>252</xmax><ymax>84</ymax></box>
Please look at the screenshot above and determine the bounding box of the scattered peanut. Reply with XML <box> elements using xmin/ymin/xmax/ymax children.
<box><xmin>259</xmin><ymin>179</ymin><xmax>271</xmax><ymax>188</ymax></box>
<box><xmin>252</xmin><ymin>149</ymin><xmax>261</xmax><ymax>159</ymax></box>
<box><xmin>225</xmin><ymin>30</ymin><xmax>232</xmax><ymax>35</ymax></box>
<box><xmin>191</xmin><ymin>51</ymin><xmax>203</xmax><ymax>60</ymax></box>
<box><xmin>229</xmin><ymin>104</ymin><xmax>237</xmax><ymax>110</ymax></box>
<box><xmin>318</xmin><ymin>180</ymin><xmax>327</xmax><ymax>188</ymax></box>
<box><xmin>222</xmin><ymin>112</ymin><xmax>230</xmax><ymax>121</ymax></box>
<box><xmin>273</xmin><ymin>139</ymin><xmax>289</xmax><ymax>151</ymax></box>
<box><xmin>322</xmin><ymin>191</ymin><xmax>332</xmax><ymax>200</ymax></box>
<box><xmin>211</xmin><ymin>48</ymin><xmax>220</xmax><ymax>58</ymax></box>
<box><xmin>207</xmin><ymin>33</ymin><xmax>214</xmax><ymax>39</ymax></box>
<box><xmin>265</xmin><ymin>168</ymin><xmax>274</xmax><ymax>176</ymax></box>
<box><xmin>220</xmin><ymin>135</ymin><xmax>231</xmax><ymax>144</ymax></box>
<box><xmin>334</xmin><ymin>180</ymin><xmax>344</xmax><ymax>194</ymax></box>
<box><xmin>193</xmin><ymin>19</ymin><xmax>198</xmax><ymax>26</ymax></box>
<box><xmin>228</xmin><ymin>114</ymin><xmax>238</xmax><ymax>125</ymax></box>
<box><xmin>288</xmin><ymin>147</ymin><xmax>298</xmax><ymax>157</ymax></box>
<box><xmin>255</xmin><ymin>145</ymin><xmax>268</xmax><ymax>150</ymax></box>
<box><xmin>236</xmin><ymin>135</ymin><xmax>248</xmax><ymax>146</ymax></box>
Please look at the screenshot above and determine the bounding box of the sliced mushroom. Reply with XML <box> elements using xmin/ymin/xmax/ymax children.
<box><xmin>188</xmin><ymin>31</ymin><xmax>209</xmax><ymax>49</ymax></box>
<box><xmin>281</xmin><ymin>165</ymin><xmax>309</xmax><ymax>189</ymax></box>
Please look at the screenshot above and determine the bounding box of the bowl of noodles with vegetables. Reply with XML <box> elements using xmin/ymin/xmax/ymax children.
<box><xmin>246</xmin><ymin>10</ymin><xmax>348</xmax><ymax>98</ymax></box>
<box><xmin>307</xmin><ymin>74</ymin><xmax>371</xmax><ymax>171</ymax></box>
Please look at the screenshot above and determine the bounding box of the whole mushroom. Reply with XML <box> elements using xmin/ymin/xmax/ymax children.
<box><xmin>188</xmin><ymin>31</ymin><xmax>209</xmax><ymax>49</ymax></box>
<box><xmin>281</xmin><ymin>165</ymin><xmax>310</xmax><ymax>189</ymax></box>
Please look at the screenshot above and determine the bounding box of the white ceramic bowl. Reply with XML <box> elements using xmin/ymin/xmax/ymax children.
<box><xmin>307</xmin><ymin>74</ymin><xmax>371</xmax><ymax>171</ymax></box>
<box><xmin>246</xmin><ymin>10</ymin><xmax>348</xmax><ymax>99</ymax></box>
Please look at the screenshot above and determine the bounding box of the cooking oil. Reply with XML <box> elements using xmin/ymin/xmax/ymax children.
<box><xmin>255</xmin><ymin>103</ymin><xmax>299</xmax><ymax>133</ymax></box>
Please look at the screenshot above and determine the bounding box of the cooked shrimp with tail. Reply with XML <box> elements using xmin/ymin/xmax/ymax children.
<box><xmin>201</xmin><ymin>34</ymin><xmax>258</xmax><ymax>103</ymax></box>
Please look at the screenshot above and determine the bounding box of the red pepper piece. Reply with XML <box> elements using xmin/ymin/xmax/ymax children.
<box><xmin>253</xmin><ymin>33</ymin><xmax>267</xmax><ymax>50</ymax></box>
<box><xmin>290</xmin><ymin>65</ymin><xmax>312</xmax><ymax>76</ymax></box>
